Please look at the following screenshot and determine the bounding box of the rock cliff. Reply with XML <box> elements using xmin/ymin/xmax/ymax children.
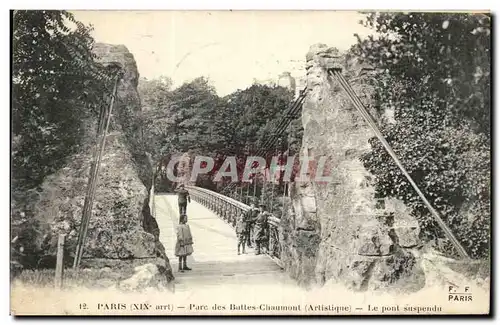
<box><xmin>29</xmin><ymin>44</ymin><xmax>174</xmax><ymax>285</ymax></box>
<box><xmin>280</xmin><ymin>44</ymin><xmax>424</xmax><ymax>291</ymax></box>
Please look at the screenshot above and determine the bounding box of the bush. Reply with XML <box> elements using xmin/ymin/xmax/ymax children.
<box><xmin>12</xmin><ymin>10</ymin><xmax>116</xmax><ymax>268</ymax></box>
<box><xmin>354</xmin><ymin>13</ymin><xmax>490</xmax><ymax>258</ymax></box>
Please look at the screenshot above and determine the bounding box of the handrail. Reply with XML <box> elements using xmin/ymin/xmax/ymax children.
<box><xmin>187</xmin><ymin>186</ymin><xmax>249</xmax><ymax>211</ymax></box>
<box><xmin>186</xmin><ymin>186</ymin><xmax>281</xmax><ymax>227</ymax></box>
<box><xmin>186</xmin><ymin>185</ymin><xmax>282</xmax><ymax>262</ymax></box>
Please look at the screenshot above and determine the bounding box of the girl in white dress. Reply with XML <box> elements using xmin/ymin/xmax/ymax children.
<box><xmin>175</xmin><ymin>214</ymin><xmax>193</xmax><ymax>272</ymax></box>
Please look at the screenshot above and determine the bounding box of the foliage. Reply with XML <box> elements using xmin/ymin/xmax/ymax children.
<box><xmin>214</xmin><ymin>85</ymin><xmax>295</xmax><ymax>188</ymax></box>
<box><xmin>138</xmin><ymin>76</ymin><xmax>173</xmax><ymax>110</ymax></box>
<box><xmin>259</xmin><ymin>183</ymin><xmax>287</xmax><ymax>217</ymax></box>
<box><xmin>12</xmin><ymin>10</ymin><xmax>112</xmax><ymax>195</ymax></box>
<box><xmin>226</xmin><ymin>84</ymin><xmax>295</xmax><ymax>155</ymax></box>
<box><xmin>353</xmin><ymin>13</ymin><xmax>490</xmax><ymax>258</ymax></box>
<box><xmin>139</xmin><ymin>79</ymin><xmax>296</xmax><ymax>191</ymax></box>
<box><xmin>11</xmin><ymin>11</ymin><xmax>117</xmax><ymax>270</ymax></box>
<box><xmin>141</xmin><ymin>77</ymin><xmax>224</xmax><ymax>162</ymax></box>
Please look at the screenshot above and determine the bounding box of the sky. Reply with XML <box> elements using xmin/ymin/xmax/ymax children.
<box><xmin>73</xmin><ymin>11</ymin><xmax>373</xmax><ymax>96</ymax></box>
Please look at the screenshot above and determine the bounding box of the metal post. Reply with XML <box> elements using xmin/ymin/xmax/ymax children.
<box><xmin>262</xmin><ymin>169</ymin><xmax>268</xmax><ymax>208</ymax></box>
<box><xmin>270</xmin><ymin>149</ymin><xmax>278</xmax><ymax>213</ymax></box>
<box><xmin>270</xmin><ymin>171</ymin><xmax>275</xmax><ymax>213</ymax></box>
<box><xmin>285</xmin><ymin>123</ymin><xmax>291</xmax><ymax>199</ymax></box>
<box><xmin>55</xmin><ymin>234</ymin><xmax>66</xmax><ymax>289</ymax></box>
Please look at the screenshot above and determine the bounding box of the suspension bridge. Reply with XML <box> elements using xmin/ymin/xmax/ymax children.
<box><xmin>153</xmin><ymin>187</ymin><xmax>293</xmax><ymax>292</ymax></box>
<box><xmin>137</xmin><ymin>87</ymin><xmax>310</xmax><ymax>290</ymax></box>
<box><xmin>70</xmin><ymin>63</ymin><xmax>470</xmax><ymax>291</ymax></box>
<box><xmin>145</xmin><ymin>68</ymin><xmax>470</xmax><ymax>292</ymax></box>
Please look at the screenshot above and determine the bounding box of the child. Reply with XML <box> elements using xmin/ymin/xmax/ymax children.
<box><xmin>175</xmin><ymin>214</ymin><xmax>193</xmax><ymax>272</ymax></box>
<box><xmin>235</xmin><ymin>212</ymin><xmax>248</xmax><ymax>255</ymax></box>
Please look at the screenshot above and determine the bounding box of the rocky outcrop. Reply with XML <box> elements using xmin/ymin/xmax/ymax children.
<box><xmin>280</xmin><ymin>44</ymin><xmax>424</xmax><ymax>291</ymax></box>
<box><xmin>29</xmin><ymin>44</ymin><xmax>174</xmax><ymax>285</ymax></box>
<box><xmin>119</xmin><ymin>263</ymin><xmax>171</xmax><ymax>291</ymax></box>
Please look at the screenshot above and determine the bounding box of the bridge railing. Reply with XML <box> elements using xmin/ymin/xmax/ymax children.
<box><xmin>186</xmin><ymin>186</ymin><xmax>282</xmax><ymax>262</ymax></box>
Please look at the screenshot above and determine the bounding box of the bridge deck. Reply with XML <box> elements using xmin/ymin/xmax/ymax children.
<box><xmin>154</xmin><ymin>194</ymin><xmax>292</xmax><ymax>292</ymax></box>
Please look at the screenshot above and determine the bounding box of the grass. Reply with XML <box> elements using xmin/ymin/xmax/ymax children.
<box><xmin>14</xmin><ymin>267</ymin><xmax>128</xmax><ymax>289</ymax></box>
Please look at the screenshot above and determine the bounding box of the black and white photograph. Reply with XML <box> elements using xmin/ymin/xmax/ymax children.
<box><xmin>9</xmin><ymin>9</ymin><xmax>491</xmax><ymax>315</ymax></box>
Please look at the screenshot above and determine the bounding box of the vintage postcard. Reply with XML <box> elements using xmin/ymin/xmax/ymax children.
<box><xmin>10</xmin><ymin>10</ymin><xmax>491</xmax><ymax>316</ymax></box>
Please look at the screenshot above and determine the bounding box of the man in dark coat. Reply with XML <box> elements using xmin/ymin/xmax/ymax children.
<box><xmin>175</xmin><ymin>184</ymin><xmax>190</xmax><ymax>216</ymax></box>
<box><xmin>244</xmin><ymin>203</ymin><xmax>259</xmax><ymax>247</ymax></box>
<box><xmin>235</xmin><ymin>212</ymin><xmax>248</xmax><ymax>255</ymax></box>
<box><xmin>253</xmin><ymin>203</ymin><xmax>269</xmax><ymax>255</ymax></box>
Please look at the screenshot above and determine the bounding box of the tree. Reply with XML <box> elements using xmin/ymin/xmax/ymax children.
<box><xmin>140</xmin><ymin>77</ymin><xmax>227</xmax><ymax>191</ymax></box>
<box><xmin>142</xmin><ymin>77</ymin><xmax>226</xmax><ymax>160</ymax></box>
<box><xmin>138</xmin><ymin>75</ymin><xmax>173</xmax><ymax>110</ymax></box>
<box><xmin>227</xmin><ymin>85</ymin><xmax>294</xmax><ymax>156</ymax></box>
<box><xmin>11</xmin><ymin>10</ymin><xmax>114</xmax><ymax>269</ymax></box>
<box><xmin>353</xmin><ymin>13</ymin><xmax>490</xmax><ymax>258</ymax></box>
<box><xmin>12</xmin><ymin>10</ymin><xmax>112</xmax><ymax>196</ymax></box>
<box><xmin>141</xmin><ymin>80</ymin><xmax>297</xmax><ymax>192</ymax></box>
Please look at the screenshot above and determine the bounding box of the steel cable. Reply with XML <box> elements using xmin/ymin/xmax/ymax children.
<box><xmin>328</xmin><ymin>68</ymin><xmax>469</xmax><ymax>260</ymax></box>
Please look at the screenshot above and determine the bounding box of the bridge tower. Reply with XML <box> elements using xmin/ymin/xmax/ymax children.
<box><xmin>280</xmin><ymin>43</ymin><xmax>423</xmax><ymax>291</ymax></box>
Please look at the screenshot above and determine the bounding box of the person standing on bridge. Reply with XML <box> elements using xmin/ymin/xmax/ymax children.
<box><xmin>235</xmin><ymin>212</ymin><xmax>248</xmax><ymax>255</ymax></box>
<box><xmin>245</xmin><ymin>203</ymin><xmax>259</xmax><ymax>248</ymax></box>
<box><xmin>175</xmin><ymin>184</ymin><xmax>190</xmax><ymax>216</ymax></box>
<box><xmin>175</xmin><ymin>214</ymin><xmax>193</xmax><ymax>272</ymax></box>
<box><xmin>253</xmin><ymin>203</ymin><xmax>269</xmax><ymax>255</ymax></box>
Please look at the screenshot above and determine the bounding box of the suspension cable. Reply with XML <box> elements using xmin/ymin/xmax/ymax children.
<box><xmin>328</xmin><ymin>68</ymin><xmax>470</xmax><ymax>260</ymax></box>
<box><xmin>281</xmin><ymin>123</ymin><xmax>292</xmax><ymax>217</ymax></box>
<box><xmin>221</xmin><ymin>88</ymin><xmax>307</xmax><ymax>194</ymax></box>
<box><xmin>73</xmin><ymin>71</ymin><xmax>121</xmax><ymax>268</ymax></box>
<box><xmin>270</xmin><ymin>148</ymin><xmax>278</xmax><ymax>213</ymax></box>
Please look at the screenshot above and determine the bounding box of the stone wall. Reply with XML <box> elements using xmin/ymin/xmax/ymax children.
<box><xmin>280</xmin><ymin>44</ymin><xmax>423</xmax><ymax>291</ymax></box>
<box><xmin>31</xmin><ymin>44</ymin><xmax>174</xmax><ymax>284</ymax></box>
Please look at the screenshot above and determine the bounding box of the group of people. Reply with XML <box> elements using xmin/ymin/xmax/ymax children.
<box><xmin>173</xmin><ymin>184</ymin><xmax>271</xmax><ymax>274</ymax></box>
<box><xmin>235</xmin><ymin>202</ymin><xmax>270</xmax><ymax>255</ymax></box>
